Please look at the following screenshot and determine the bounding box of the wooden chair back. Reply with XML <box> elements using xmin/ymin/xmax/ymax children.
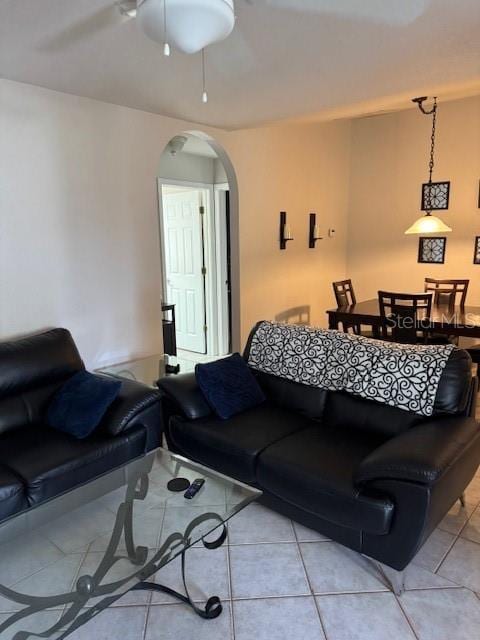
<box><xmin>424</xmin><ymin>278</ymin><xmax>469</xmax><ymax>308</ymax></box>
<box><xmin>333</xmin><ymin>279</ymin><xmax>356</xmax><ymax>307</ymax></box>
<box><xmin>378</xmin><ymin>291</ymin><xmax>433</xmax><ymax>343</ymax></box>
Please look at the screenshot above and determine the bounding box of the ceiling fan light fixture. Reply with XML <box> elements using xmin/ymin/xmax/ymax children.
<box><xmin>137</xmin><ymin>0</ymin><xmax>235</xmax><ymax>54</ymax></box>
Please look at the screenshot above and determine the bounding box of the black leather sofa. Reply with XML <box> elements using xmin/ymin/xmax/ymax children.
<box><xmin>159</xmin><ymin>331</ymin><xmax>480</xmax><ymax>579</ymax></box>
<box><xmin>0</xmin><ymin>328</ymin><xmax>162</xmax><ymax>522</ymax></box>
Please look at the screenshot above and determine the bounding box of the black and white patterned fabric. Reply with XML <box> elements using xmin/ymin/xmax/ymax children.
<box><xmin>247</xmin><ymin>321</ymin><xmax>455</xmax><ymax>416</ymax></box>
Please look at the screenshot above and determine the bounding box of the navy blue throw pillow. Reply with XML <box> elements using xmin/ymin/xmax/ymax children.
<box><xmin>47</xmin><ymin>371</ymin><xmax>121</xmax><ymax>439</ymax></box>
<box><xmin>195</xmin><ymin>353</ymin><xmax>266</xmax><ymax>420</ymax></box>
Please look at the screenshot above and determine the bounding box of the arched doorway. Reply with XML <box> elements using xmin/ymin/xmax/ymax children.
<box><xmin>157</xmin><ymin>132</ymin><xmax>240</xmax><ymax>370</ymax></box>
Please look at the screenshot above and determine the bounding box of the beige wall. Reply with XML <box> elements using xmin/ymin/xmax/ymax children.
<box><xmin>0</xmin><ymin>80</ymin><xmax>351</xmax><ymax>366</ymax></box>
<box><xmin>347</xmin><ymin>95</ymin><xmax>480</xmax><ymax>309</ymax></box>
<box><xmin>226</xmin><ymin>123</ymin><xmax>351</xmax><ymax>341</ymax></box>
<box><xmin>0</xmin><ymin>80</ymin><xmax>223</xmax><ymax>367</ymax></box>
<box><xmin>7</xmin><ymin>80</ymin><xmax>476</xmax><ymax>367</ymax></box>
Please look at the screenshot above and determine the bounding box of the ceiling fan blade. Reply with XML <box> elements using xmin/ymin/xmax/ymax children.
<box><xmin>38</xmin><ymin>5</ymin><xmax>129</xmax><ymax>52</ymax></box>
<box><xmin>209</xmin><ymin>27</ymin><xmax>256</xmax><ymax>78</ymax></box>
<box><xmin>244</xmin><ymin>0</ymin><xmax>430</xmax><ymax>26</ymax></box>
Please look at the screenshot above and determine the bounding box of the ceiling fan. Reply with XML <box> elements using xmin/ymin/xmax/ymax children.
<box><xmin>113</xmin><ymin>0</ymin><xmax>429</xmax><ymax>101</ymax></box>
<box><xmin>117</xmin><ymin>0</ymin><xmax>430</xmax><ymax>55</ymax></box>
<box><xmin>44</xmin><ymin>1</ymin><xmax>430</xmax><ymax>104</ymax></box>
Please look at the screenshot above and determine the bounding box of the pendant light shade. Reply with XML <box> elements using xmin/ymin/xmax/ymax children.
<box><xmin>404</xmin><ymin>213</ymin><xmax>452</xmax><ymax>235</ymax></box>
<box><xmin>137</xmin><ymin>0</ymin><xmax>235</xmax><ymax>55</ymax></box>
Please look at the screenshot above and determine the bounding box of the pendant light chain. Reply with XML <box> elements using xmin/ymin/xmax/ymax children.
<box><xmin>201</xmin><ymin>48</ymin><xmax>208</xmax><ymax>103</ymax></box>
<box><xmin>428</xmin><ymin>97</ymin><xmax>437</xmax><ymax>185</ymax></box>
<box><xmin>425</xmin><ymin>97</ymin><xmax>437</xmax><ymax>213</ymax></box>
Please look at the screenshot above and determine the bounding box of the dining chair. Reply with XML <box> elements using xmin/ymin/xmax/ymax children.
<box><xmin>424</xmin><ymin>278</ymin><xmax>469</xmax><ymax>308</ymax></box>
<box><xmin>332</xmin><ymin>279</ymin><xmax>356</xmax><ymax>307</ymax></box>
<box><xmin>378</xmin><ymin>291</ymin><xmax>433</xmax><ymax>343</ymax></box>
<box><xmin>424</xmin><ymin>279</ymin><xmax>470</xmax><ymax>345</ymax></box>
<box><xmin>332</xmin><ymin>279</ymin><xmax>375</xmax><ymax>337</ymax></box>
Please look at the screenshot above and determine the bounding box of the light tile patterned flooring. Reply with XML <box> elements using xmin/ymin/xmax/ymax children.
<box><xmin>15</xmin><ymin>468</ymin><xmax>477</xmax><ymax>640</ymax></box>
<box><xmin>4</xmin><ymin>407</ymin><xmax>480</xmax><ymax>639</ymax></box>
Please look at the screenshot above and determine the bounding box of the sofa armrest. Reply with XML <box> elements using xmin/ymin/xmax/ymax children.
<box><xmin>355</xmin><ymin>416</ymin><xmax>480</xmax><ymax>486</ymax></box>
<box><xmin>95</xmin><ymin>375</ymin><xmax>162</xmax><ymax>437</ymax></box>
<box><xmin>157</xmin><ymin>373</ymin><xmax>211</xmax><ymax>420</ymax></box>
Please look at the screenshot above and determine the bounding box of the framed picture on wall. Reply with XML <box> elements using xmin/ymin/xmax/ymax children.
<box><xmin>474</xmin><ymin>237</ymin><xmax>480</xmax><ymax>265</ymax></box>
<box><xmin>421</xmin><ymin>181</ymin><xmax>450</xmax><ymax>211</ymax></box>
<box><xmin>418</xmin><ymin>237</ymin><xmax>446</xmax><ymax>264</ymax></box>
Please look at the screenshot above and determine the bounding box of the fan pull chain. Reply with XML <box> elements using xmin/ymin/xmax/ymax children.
<box><xmin>163</xmin><ymin>0</ymin><xmax>170</xmax><ymax>56</ymax></box>
<box><xmin>201</xmin><ymin>48</ymin><xmax>208</xmax><ymax>103</ymax></box>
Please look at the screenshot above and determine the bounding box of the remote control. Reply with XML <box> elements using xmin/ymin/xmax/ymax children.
<box><xmin>184</xmin><ymin>478</ymin><xmax>205</xmax><ymax>499</ymax></box>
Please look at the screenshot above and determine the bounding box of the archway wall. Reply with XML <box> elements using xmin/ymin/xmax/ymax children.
<box><xmin>156</xmin><ymin>119</ymin><xmax>353</xmax><ymax>352</ymax></box>
<box><xmin>158</xmin><ymin>118</ymin><xmax>353</xmax><ymax>352</ymax></box>
<box><xmin>212</xmin><ymin>121</ymin><xmax>352</xmax><ymax>347</ymax></box>
<box><xmin>1</xmin><ymin>79</ymin><xmax>352</xmax><ymax>368</ymax></box>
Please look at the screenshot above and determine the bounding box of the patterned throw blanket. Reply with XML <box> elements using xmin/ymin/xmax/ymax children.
<box><xmin>247</xmin><ymin>321</ymin><xmax>455</xmax><ymax>416</ymax></box>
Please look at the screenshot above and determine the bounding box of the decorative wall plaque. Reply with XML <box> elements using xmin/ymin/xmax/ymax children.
<box><xmin>418</xmin><ymin>237</ymin><xmax>446</xmax><ymax>264</ymax></box>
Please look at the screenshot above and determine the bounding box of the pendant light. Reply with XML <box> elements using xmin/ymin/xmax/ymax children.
<box><xmin>405</xmin><ymin>97</ymin><xmax>452</xmax><ymax>235</ymax></box>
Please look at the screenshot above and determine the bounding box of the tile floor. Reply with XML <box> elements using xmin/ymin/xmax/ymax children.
<box><xmin>3</xmin><ymin>400</ymin><xmax>480</xmax><ymax>639</ymax></box>
<box><xmin>23</xmin><ymin>467</ymin><xmax>477</xmax><ymax>640</ymax></box>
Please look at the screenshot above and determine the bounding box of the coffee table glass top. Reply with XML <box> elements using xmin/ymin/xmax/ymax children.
<box><xmin>96</xmin><ymin>354</ymin><xmax>169</xmax><ymax>387</ymax></box>
<box><xmin>0</xmin><ymin>448</ymin><xmax>261</xmax><ymax>639</ymax></box>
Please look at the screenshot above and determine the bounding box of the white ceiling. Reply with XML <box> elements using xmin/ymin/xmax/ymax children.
<box><xmin>1</xmin><ymin>0</ymin><xmax>480</xmax><ymax>130</ymax></box>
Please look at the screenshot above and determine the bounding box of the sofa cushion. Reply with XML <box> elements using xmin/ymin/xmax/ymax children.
<box><xmin>169</xmin><ymin>403</ymin><xmax>314</xmax><ymax>483</ymax></box>
<box><xmin>0</xmin><ymin>328</ymin><xmax>85</xmax><ymax>438</ymax></box>
<box><xmin>324</xmin><ymin>391</ymin><xmax>423</xmax><ymax>438</ymax></box>
<box><xmin>47</xmin><ymin>371</ymin><xmax>121</xmax><ymax>439</ymax></box>
<box><xmin>196</xmin><ymin>354</ymin><xmax>266</xmax><ymax>420</ymax></box>
<box><xmin>257</xmin><ymin>426</ymin><xmax>394</xmax><ymax>535</ymax></box>
<box><xmin>0</xmin><ymin>425</ymin><xmax>146</xmax><ymax>506</ymax></box>
<box><xmin>0</xmin><ymin>466</ymin><xmax>27</xmax><ymax>522</ymax></box>
<box><xmin>254</xmin><ymin>371</ymin><xmax>327</xmax><ymax>420</ymax></box>
<box><xmin>245</xmin><ymin>322</ymin><xmax>472</xmax><ymax>420</ymax></box>
<box><xmin>0</xmin><ymin>328</ymin><xmax>84</xmax><ymax>399</ymax></box>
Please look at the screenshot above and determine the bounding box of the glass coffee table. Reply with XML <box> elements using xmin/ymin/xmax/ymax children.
<box><xmin>0</xmin><ymin>449</ymin><xmax>261</xmax><ymax>639</ymax></box>
<box><xmin>96</xmin><ymin>354</ymin><xmax>176</xmax><ymax>388</ymax></box>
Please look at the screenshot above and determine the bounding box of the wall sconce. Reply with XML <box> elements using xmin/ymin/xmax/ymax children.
<box><xmin>280</xmin><ymin>211</ymin><xmax>294</xmax><ymax>250</ymax></box>
<box><xmin>309</xmin><ymin>213</ymin><xmax>323</xmax><ymax>248</ymax></box>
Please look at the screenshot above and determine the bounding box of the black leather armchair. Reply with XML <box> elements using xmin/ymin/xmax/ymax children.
<box><xmin>0</xmin><ymin>328</ymin><xmax>163</xmax><ymax>522</ymax></box>
<box><xmin>158</xmin><ymin>331</ymin><xmax>480</xmax><ymax>586</ymax></box>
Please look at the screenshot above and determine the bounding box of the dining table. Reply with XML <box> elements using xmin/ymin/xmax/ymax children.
<box><xmin>327</xmin><ymin>298</ymin><xmax>480</xmax><ymax>339</ymax></box>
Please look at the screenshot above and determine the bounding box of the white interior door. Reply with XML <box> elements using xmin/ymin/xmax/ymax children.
<box><xmin>161</xmin><ymin>188</ymin><xmax>206</xmax><ymax>353</ymax></box>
